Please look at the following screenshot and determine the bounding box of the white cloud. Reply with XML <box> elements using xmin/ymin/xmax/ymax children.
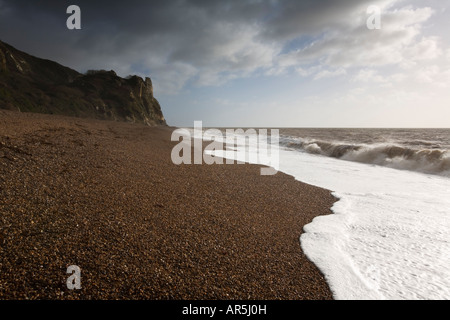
<box><xmin>314</xmin><ymin>67</ymin><xmax>347</xmax><ymax>80</ymax></box>
<box><xmin>153</xmin><ymin>62</ymin><xmax>199</xmax><ymax>95</ymax></box>
<box><xmin>271</xmin><ymin>4</ymin><xmax>442</xmax><ymax>81</ymax></box>
<box><xmin>413</xmin><ymin>64</ymin><xmax>450</xmax><ymax>87</ymax></box>
<box><xmin>327</xmin><ymin>9</ymin><xmax>425</xmax><ymax>61</ymax></box>
<box><xmin>295</xmin><ymin>66</ymin><xmax>319</xmax><ymax>77</ymax></box>
<box><xmin>353</xmin><ymin>69</ymin><xmax>387</xmax><ymax>83</ymax></box>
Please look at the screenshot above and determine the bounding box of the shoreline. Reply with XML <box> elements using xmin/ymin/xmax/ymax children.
<box><xmin>0</xmin><ymin>110</ymin><xmax>336</xmax><ymax>300</ymax></box>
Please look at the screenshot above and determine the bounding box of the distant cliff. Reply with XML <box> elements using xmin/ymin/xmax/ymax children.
<box><xmin>0</xmin><ymin>40</ymin><xmax>167</xmax><ymax>126</ymax></box>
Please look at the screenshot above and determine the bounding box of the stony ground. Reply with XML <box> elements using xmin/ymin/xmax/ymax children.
<box><xmin>0</xmin><ymin>110</ymin><xmax>336</xmax><ymax>300</ymax></box>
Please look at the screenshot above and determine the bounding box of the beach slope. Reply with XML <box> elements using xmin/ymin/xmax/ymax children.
<box><xmin>0</xmin><ymin>110</ymin><xmax>335</xmax><ymax>299</ymax></box>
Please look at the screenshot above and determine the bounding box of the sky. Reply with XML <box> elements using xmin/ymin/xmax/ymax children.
<box><xmin>0</xmin><ymin>0</ymin><xmax>449</xmax><ymax>128</ymax></box>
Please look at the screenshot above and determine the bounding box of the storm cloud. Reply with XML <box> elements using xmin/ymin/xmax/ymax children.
<box><xmin>0</xmin><ymin>0</ymin><xmax>419</xmax><ymax>92</ymax></box>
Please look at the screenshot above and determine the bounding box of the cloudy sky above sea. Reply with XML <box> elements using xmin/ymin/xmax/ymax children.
<box><xmin>1</xmin><ymin>0</ymin><xmax>449</xmax><ymax>127</ymax></box>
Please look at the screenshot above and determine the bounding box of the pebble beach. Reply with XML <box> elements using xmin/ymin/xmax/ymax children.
<box><xmin>0</xmin><ymin>110</ymin><xmax>336</xmax><ymax>300</ymax></box>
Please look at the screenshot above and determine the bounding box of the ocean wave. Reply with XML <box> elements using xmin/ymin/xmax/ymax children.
<box><xmin>280</xmin><ymin>136</ymin><xmax>450</xmax><ymax>177</ymax></box>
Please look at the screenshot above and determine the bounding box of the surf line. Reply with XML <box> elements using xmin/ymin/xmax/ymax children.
<box><xmin>171</xmin><ymin>121</ymin><xmax>280</xmax><ymax>176</ymax></box>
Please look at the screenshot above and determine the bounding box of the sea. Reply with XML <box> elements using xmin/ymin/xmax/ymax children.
<box><xmin>196</xmin><ymin>127</ymin><xmax>450</xmax><ymax>300</ymax></box>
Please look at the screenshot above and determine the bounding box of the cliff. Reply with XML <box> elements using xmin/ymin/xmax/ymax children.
<box><xmin>0</xmin><ymin>40</ymin><xmax>167</xmax><ymax>126</ymax></box>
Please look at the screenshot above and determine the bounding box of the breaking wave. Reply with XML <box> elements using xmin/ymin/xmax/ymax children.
<box><xmin>280</xmin><ymin>136</ymin><xmax>450</xmax><ymax>177</ymax></box>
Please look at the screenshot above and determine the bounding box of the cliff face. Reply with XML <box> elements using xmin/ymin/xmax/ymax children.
<box><xmin>0</xmin><ymin>40</ymin><xmax>167</xmax><ymax>126</ymax></box>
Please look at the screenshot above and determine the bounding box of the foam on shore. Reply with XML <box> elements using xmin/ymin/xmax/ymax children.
<box><xmin>207</xmin><ymin>131</ymin><xmax>450</xmax><ymax>300</ymax></box>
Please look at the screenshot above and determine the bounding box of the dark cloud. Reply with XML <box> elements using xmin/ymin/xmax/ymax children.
<box><xmin>0</xmin><ymin>1</ymin><xmax>268</xmax><ymax>58</ymax></box>
<box><xmin>0</xmin><ymin>0</ymin><xmax>434</xmax><ymax>93</ymax></box>
<box><xmin>261</xmin><ymin>0</ymin><xmax>376</xmax><ymax>40</ymax></box>
<box><xmin>0</xmin><ymin>0</ymin><xmax>279</xmax><ymax>92</ymax></box>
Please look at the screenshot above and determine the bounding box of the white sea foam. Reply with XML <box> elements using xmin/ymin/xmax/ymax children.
<box><xmin>206</xmin><ymin>132</ymin><xmax>450</xmax><ymax>300</ymax></box>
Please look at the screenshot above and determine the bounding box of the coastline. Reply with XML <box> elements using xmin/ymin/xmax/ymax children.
<box><xmin>0</xmin><ymin>110</ymin><xmax>336</xmax><ymax>300</ymax></box>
